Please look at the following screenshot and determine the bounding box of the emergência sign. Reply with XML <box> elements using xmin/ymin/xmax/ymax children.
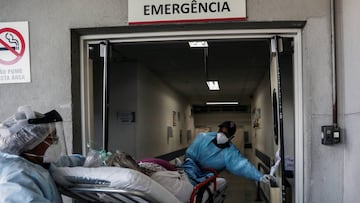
<box><xmin>128</xmin><ymin>0</ymin><xmax>246</xmax><ymax>24</ymax></box>
<box><xmin>144</xmin><ymin>1</ymin><xmax>231</xmax><ymax>16</ymax></box>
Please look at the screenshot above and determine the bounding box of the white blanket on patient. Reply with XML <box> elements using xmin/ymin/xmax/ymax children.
<box><xmin>52</xmin><ymin>166</ymin><xmax>182</xmax><ymax>203</ymax></box>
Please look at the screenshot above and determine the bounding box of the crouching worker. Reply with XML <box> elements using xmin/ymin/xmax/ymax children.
<box><xmin>0</xmin><ymin>106</ymin><xmax>85</xmax><ymax>203</ymax></box>
<box><xmin>183</xmin><ymin>121</ymin><xmax>274</xmax><ymax>185</ymax></box>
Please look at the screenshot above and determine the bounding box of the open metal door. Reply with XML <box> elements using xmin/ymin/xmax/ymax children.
<box><xmin>269</xmin><ymin>36</ymin><xmax>289</xmax><ymax>203</ymax></box>
<box><xmin>83</xmin><ymin>40</ymin><xmax>111</xmax><ymax>153</ymax></box>
<box><xmin>100</xmin><ymin>41</ymin><xmax>110</xmax><ymax>152</ymax></box>
<box><xmin>85</xmin><ymin>40</ymin><xmax>138</xmax><ymax>157</ymax></box>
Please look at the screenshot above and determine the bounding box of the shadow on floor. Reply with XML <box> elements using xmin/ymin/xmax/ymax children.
<box><xmin>219</xmin><ymin>170</ymin><xmax>265</xmax><ymax>203</ymax></box>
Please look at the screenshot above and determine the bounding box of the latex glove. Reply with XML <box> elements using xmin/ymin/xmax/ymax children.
<box><xmin>260</xmin><ymin>174</ymin><xmax>273</xmax><ymax>184</ymax></box>
<box><xmin>270</xmin><ymin>148</ymin><xmax>281</xmax><ymax>176</ymax></box>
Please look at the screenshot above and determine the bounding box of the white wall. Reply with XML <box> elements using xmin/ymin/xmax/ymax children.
<box><xmin>336</xmin><ymin>0</ymin><xmax>360</xmax><ymax>202</ymax></box>
<box><xmin>107</xmin><ymin>62</ymin><xmax>138</xmax><ymax>156</ymax></box>
<box><xmin>137</xmin><ymin>65</ymin><xmax>194</xmax><ymax>159</ymax></box>
<box><xmin>0</xmin><ymin>0</ymin><xmax>129</xmax><ymax>153</ymax></box>
<box><xmin>95</xmin><ymin>59</ymin><xmax>194</xmax><ymax>158</ymax></box>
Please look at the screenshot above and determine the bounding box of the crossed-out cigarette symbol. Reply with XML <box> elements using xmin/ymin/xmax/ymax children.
<box><xmin>0</xmin><ymin>33</ymin><xmax>19</xmax><ymax>51</ymax></box>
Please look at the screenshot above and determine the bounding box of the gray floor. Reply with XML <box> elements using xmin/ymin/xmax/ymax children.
<box><xmin>219</xmin><ymin>170</ymin><xmax>265</xmax><ymax>203</ymax></box>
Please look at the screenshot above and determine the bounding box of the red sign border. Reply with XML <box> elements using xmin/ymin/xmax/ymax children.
<box><xmin>0</xmin><ymin>27</ymin><xmax>26</xmax><ymax>65</ymax></box>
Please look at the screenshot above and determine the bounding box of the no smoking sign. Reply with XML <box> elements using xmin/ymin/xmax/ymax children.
<box><xmin>0</xmin><ymin>27</ymin><xmax>25</xmax><ymax>65</ymax></box>
<box><xmin>0</xmin><ymin>21</ymin><xmax>30</xmax><ymax>84</ymax></box>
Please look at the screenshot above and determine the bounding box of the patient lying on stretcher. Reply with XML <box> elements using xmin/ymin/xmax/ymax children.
<box><xmin>96</xmin><ymin>150</ymin><xmax>194</xmax><ymax>202</ymax></box>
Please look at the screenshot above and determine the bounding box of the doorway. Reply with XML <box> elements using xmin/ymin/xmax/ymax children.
<box><xmin>72</xmin><ymin>22</ymin><xmax>304</xmax><ymax>203</ymax></box>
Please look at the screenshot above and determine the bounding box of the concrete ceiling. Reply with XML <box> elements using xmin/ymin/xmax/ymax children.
<box><xmin>110</xmin><ymin>39</ymin><xmax>270</xmax><ymax>107</ymax></box>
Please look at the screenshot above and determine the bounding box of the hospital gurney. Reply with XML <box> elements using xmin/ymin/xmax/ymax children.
<box><xmin>53</xmin><ymin>166</ymin><xmax>227</xmax><ymax>203</ymax></box>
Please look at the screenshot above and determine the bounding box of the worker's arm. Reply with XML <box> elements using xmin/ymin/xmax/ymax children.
<box><xmin>224</xmin><ymin>145</ymin><xmax>263</xmax><ymax>181</ymax></box>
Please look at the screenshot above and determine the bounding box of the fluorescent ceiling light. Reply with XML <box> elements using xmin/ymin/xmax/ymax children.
<box><xmin>206</xmin><ymin>102</ymin><xmax>239</xmax><ymax>105</ymax></box>
<box><xmin>188</xmin><ymin>41</ymin><xmax>208</xmax><ymax>48</ymax></box>
<box><xmin>206</xmin><ymin>81</ymin><xmax>220</xmax><ymax>90</ymax></box>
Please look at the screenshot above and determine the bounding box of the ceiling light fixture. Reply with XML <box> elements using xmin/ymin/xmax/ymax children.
<box><xmin>206</xmin><ymin>80</ymin><xmax>220</xmax><ymax>90</ymax></box>
<box><xmin>188</xmin><ymin>41</ymin><xmax>208</xmax><ymax>48</ymax></box>
<box><xmin>189</xmin><ymin>41</ymin><xmax>221</xmax><ymax>91</ymax></box>
<box><xmin>206</xmin><ymin>102</ymin><xmax>239</xmax><ymax>105</ymax></box>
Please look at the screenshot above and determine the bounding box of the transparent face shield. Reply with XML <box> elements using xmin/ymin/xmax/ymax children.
<box><xmin>27</xmin><ymin>110</ymin><xmax>68</xmax><ymax>162</ymax></box>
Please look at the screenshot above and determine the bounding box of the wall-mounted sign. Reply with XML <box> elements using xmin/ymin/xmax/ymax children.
<box><xmin>0</xmin><ymin>21</ymin><xmax>30</xmax><ymax>84</ymax></box>
<box><xmin>128</xmin><ymin>0</ymin><xmax>246</xmax><ymax>25</ymax></box>
<box><xmin>117</xmin><ymin>111</ymin><xmax>136</xmax><ymax>123</ymax></box>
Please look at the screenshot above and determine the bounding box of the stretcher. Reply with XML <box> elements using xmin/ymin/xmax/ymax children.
<box><xmin>52</xmin><ymin>166</ymin><xmax>227</xmax><ymax>203</ymax></box>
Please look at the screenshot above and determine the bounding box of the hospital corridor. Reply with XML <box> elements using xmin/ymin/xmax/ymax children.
<box><xmin>72</xmin><ymin>37</ymin><xmax>295</xmax><ymax>202</ymax></box>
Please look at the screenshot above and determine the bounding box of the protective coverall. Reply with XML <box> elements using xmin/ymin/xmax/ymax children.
<box><xmin>0</xmin><ymin>151</ymin><xmax>61</xmax><ymax>203</ymax></box>
<box><xmin>184</xmin><ymin>132</ymin><xmax>263</xmax><ymax>182</ymax></box>
<box><xmin>0</xmin><ymin>151</ymin><xmax>84</xmax><ymax>203</ymax></box>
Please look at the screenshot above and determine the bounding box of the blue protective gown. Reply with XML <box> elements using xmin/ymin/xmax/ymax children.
<box><xmin>0</xmin><ymin>152</ymin><xmax>85</xmax><ymax>203</ymax></box>
<box><xmin>185</xmin><ymin>132</ymin><xmax>263</xmax><ymax>182</ymax></box>
<box><xmin>0</xmin><ymin>151</ymin><xmax>62</xmax><ymax>203</ymax></box>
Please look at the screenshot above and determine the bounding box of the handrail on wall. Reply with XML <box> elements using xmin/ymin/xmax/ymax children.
<box><xmin>256</xmin><ymin>162</ymin><xmax>270</xmax><ymax>203</ymax></box>
<box><xmin>255</xmin><ymin>149</ymin><xmax>294</xmax><ymax>203</ymax></box>
<box><xmin>255</xmin><ymin>149</ymin><xmax>271</xmax><ymax>203</ymax></box>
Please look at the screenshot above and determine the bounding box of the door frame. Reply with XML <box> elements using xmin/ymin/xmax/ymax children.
<box><xmin>73</xmin><ymin>22</ymin><xmax>304</xmax><ymax>203</ymax></box>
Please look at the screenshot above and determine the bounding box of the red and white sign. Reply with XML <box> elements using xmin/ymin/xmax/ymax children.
<box><xmin>128</xmin><ymin>0</ymin><xmax>246</xmax><ymax>25</ymax></box>
<box><xmin>0</xmin><ymin>21</ymin><xmax>30</xmax><ymax>84</ymax></box>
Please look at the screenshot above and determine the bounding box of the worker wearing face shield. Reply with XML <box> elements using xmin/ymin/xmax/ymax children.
<box><xmin>183</xmin><ymin>121</ymin><xmax>273</xmax><ymax>185</ymax></box>
<box><xmin>0</xmin><ymin>106</ymin><xmax>85</xmax><ymax>203</ymax></box>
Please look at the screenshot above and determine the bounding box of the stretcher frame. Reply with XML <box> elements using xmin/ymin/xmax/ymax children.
<box><xmin>57</xmin><ymin>168</ymin><xmax>227</xmax><ymax>203</ymax></box>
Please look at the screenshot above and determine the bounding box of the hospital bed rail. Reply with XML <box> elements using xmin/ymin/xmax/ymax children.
<box><xmin>57</xmin><ymin>169</ymin><xmax>224</xmax><ymax>203</ymax></box>
<box><xmin>157</xmin><ymin>148</ymin><xmax>226</xmax><ymax>203</ymax></box>
<box><xmin>59</xmin><ymin>185</ymin><xmax>159</xmax><ymax>203</ymax></box>
<box><xmin>55</xmin><ymin>148</ymin><xmax>227</xmax><ymax>203</ymax></box>
<box><xmin>190</xmin><ymin>168</ymin><xmax>225</xmax><ymax>202</ymax></box>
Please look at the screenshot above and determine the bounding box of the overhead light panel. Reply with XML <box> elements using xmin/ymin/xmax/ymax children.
<box><xmin>206</xmin><ymin>80</ymin><xmax>220</xmax><ymax>90</ymax></box>
<box><xmin>206</xmin><ymin>102</ymin><xmax>239</xmax><ymax>105</ymax></box>
<box><xmin>189</xmin><ymin>41</ymin><xmax>208</xmax><ymax>48</ymax></box>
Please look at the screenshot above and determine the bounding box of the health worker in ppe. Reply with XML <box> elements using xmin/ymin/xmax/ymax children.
<box><xmin>183</xmin><ymin>121</ymin><xmax>273</xmax><ymax>185</ymax></box>
<box><xmin>0</xmin><ymin>106</ymin><xmax>84</xmax><ymax>203</ymax></box>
